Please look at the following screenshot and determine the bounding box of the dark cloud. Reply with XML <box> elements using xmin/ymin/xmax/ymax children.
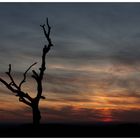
<box><xmin>42</xmin><ymin>106</ymin><xmax>140</xmax><ymax>123</ymax></box>
<box><xmin>42</xmin><ymin>106</ymin><xmax>105</xmax><ymax>123</ymax></box>
<box><xmin>111</xmin><ymin>109</ymin><xmax>140</xmax><ymax>123</ymax></box>
<box><xmin>0</xmin><ymin>104</ymin><xmax>32</xmax><ymax>123</ymax></box>
<box><xmin>0</xmin><ymin>105</ymin><xmax>103</xmax><ymax>123</ymax></box>
<box><xmin>1</xmin><ymin>101</ymin><xmax>140</xmax><ymax>123</ymax></box>
<box><xmin>47</xmin><ymin>97</ymin><xmax>92</xmax><ymax>103</ymax></box>
<box><xmin>1</xmin><ymin>3</ymin><xmax>140</xmax><ymax>70</ymax></box>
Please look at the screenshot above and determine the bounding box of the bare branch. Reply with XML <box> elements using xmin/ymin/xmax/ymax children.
<box><xmin>41</xmin><ymin>96</ymin><xmax>45</xmax><ymax>99</ymax></box>
<box><xmin>0</xmin><ymin>77</ymin><xmax>33</xmax><ymax>103</ymax></box>
<box><xmin>32</xmin><ymin>70</ymin><xmax>39</xmax><ymax>79</ymax></box>
<box><xmin>8</xmin><ymin>64</ymin><xmax>11</xmax><ymax>73</ymax></box>
<box><xmin>5</xmin><ymin>64</ymin><xmax>19</xmax><ymax>90</ymax></box>
<box><xmin>19</xmin><ymin>97</ymin><xmax>32</xmax><ymax>106</ymax></box>
<box><xmin>40</xmin><ymin>18</ymin><xmax>53</xmax><ymax>47</ymax></box>
<box><xmin>0</xmin><ymin>77</ymin><xmax>17</xmax><ymax>93</ymax></box>
<box><xmin>19</xmin><ymin>62</ymin><xmax>37</xmax><ymax>89</ymax></box>
<box><xmin>46</xmin><ymin>18</ymin><xmax>51</xmax><ymax>37</ymax></box>
<box><xmin>33</xmin><ymin>18</ymin><xmax>53</xmax><ymax>100</ymax></box>
<box><xmin>16</xmin><ymin>91</ymin><xmax>33</xmax><ymax>101</ymax></box>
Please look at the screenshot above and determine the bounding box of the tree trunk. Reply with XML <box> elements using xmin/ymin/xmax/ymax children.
<box><xmin>32</xmin><ymin>104</ymin><xmax>41</xmax><ymax>126</ymax></box>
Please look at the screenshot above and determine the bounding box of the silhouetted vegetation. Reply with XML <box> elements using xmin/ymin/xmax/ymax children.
<box><xmin>0</xmin><ymin>18</ymin><xmax>53</xmax><ymax>125</ymax></box>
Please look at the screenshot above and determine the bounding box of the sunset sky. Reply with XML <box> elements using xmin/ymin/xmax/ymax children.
<box><xmin>1</xmin><ymin>3</ymin><xmax>140</xmax><ymax>124</ymax></box>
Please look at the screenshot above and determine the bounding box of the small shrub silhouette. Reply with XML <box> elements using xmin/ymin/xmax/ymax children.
<box><xmin>0</xmin><ymin>18</ymin><xmax>53</xmax><ymax>125</ymax></box>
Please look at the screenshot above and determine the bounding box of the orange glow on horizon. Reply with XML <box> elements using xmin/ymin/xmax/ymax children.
<box><xmin>98</xmin><ymin>108</ymin><xmax>113</xmax><ymax>122</ymax></box>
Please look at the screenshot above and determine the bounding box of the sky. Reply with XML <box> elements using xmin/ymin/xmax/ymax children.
<box><xmin>1</xmin><ymin>3</ymin><xmax>140</xmax><ymax>124</ymax></box>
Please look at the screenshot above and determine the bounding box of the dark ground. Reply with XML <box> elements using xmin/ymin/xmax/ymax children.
<box><xmin>0</xmin><ymin>122</ymin><xmax>140</xmax><ymax>138</ymax></box>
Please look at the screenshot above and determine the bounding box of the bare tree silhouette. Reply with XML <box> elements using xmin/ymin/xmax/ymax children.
<box><xmin>0</xmin><ymin>18</ymin><xmax>53</xmax><ymax>125</ymax></box>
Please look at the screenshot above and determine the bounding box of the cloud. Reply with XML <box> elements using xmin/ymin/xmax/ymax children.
<box><xmin>0</xmin><ymin>99</ymin><xmax>40</xmax><ymax>123</ymax></box>
<box><xmin>42</xmin><ymin>106</ymin><xmax>105</xmax><ymax>123</ymax></box>
<box><xmin>1</xmin><ymin>3</ymin><xmax>140</xmax><ymax>71</ymax></box>
<box><xmin>41</xmin><ymin>106</ymin><xmax>140</xmax><ymax>123</ymax></box>
<box><xmin>111</xmin><ymin>109</ymin><xmax>140</xmax><ymax>123</ymax></box>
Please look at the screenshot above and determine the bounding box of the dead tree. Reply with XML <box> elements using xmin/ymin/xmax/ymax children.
<box><xmin>0</xmin><ymin>18</ymin><xmax>53</xmax><ymax>125</ymax></box>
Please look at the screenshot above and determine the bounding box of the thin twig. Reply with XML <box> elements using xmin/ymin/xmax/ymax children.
<box><xmin>19</xmin><ymin>62</ymin><xmax>37</xmax><ymax>89</ymax></box>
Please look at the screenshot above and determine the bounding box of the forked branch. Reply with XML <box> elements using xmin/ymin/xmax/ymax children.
<box><xmin>0</xmin><ymin>62</ymin><xmax>36</xmax><ymax>106</ymax></box>
<box><xmin>5</xmin><ymin>64</ymin><xmax>19</xmax><ymax>90</ymax></box>
<box><xmin>40</xmin><ymin>18</ymin><xmax>53</xmax><ymax>47</ymax></box>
